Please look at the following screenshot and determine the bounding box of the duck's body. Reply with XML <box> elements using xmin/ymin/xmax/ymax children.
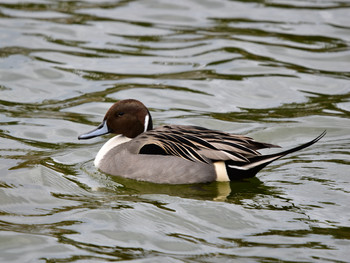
<box><xmin>78</xmin><ymin>99</ymin><xmax>325</xmax><ymax>184</ymax></box>
<box><xmin>93</xmin><ymin>134</ymin><xmax>216</xmax><ymax>184</ymax></box>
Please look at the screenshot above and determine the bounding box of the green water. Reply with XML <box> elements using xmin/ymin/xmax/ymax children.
<box><xmin>0</xmin><ymin>0</ymin><xmax>349</xmax><ymax>262</ymax></box>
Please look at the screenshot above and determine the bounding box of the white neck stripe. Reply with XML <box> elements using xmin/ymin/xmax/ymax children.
<box><xmin>94</xmin><ymin>135</ymin><xmax>131</xmax><ymax>168</ymax></box>
<box><xmin>144</xmin><ymin>114</ymin><xmax>150</xmax><ymax>132</ymax></box>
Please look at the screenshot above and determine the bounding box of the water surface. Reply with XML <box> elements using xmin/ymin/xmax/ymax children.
<box><xmin>1</xmin><ymin>0</ymin><xmax>350</xmax><ymax>262</ymax></box>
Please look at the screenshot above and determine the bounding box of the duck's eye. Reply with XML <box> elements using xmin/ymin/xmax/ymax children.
<box><xmin>117</xmin><ymin>112</ymin><xmax>124</xmax><ymax>116</ymax></box>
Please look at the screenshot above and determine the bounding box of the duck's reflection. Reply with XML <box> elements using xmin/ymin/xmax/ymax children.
<box><xmin>87</xmin><ymin>166</ymin><xmax>280</xmax><ymax>203</ymax></box>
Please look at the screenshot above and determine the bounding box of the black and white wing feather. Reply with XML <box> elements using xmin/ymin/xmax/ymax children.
<box><xmin>137</xmin><ymin>125</ymin><xmax>280</xmax><ymax>164</ymax></box>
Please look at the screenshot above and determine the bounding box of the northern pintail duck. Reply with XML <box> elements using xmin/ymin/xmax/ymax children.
<box><xmin>78</xmin><ymin>99</ymin><xmax>325</xmax><ymax>184</ymax></box>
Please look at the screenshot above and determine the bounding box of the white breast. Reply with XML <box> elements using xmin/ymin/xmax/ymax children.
<box><xmin>94</xmin><ymin>135</ymin><xmax>131</xmax><ymax>168</ymax></box>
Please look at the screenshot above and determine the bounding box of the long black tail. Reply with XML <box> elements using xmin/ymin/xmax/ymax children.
<box><xmin>226</xmin><ymin>130</ymin><xmax>326</xmax><ymax>180</ymax></box>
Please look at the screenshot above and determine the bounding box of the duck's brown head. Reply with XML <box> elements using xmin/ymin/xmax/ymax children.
<box><xmin>78</xmin><ymin>99</ymin><xmax>153</xmax><ymax>139</ymax></box>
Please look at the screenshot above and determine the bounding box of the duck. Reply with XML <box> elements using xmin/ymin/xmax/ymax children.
<box><xmin>78</xmin><ymin>99</ymin><xmax>326</xmax><ymax>184</ymax></box>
